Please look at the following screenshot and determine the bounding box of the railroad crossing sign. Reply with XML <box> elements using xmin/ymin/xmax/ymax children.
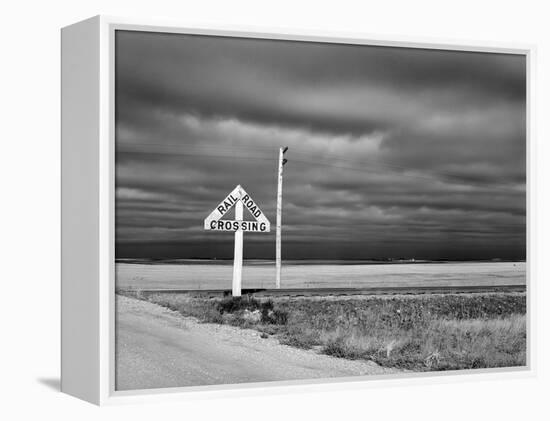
<box><xmin>204</xmin><ymin>185</ymin><xmax>270</xmax><ymax>232</ymax></box>
<box><xmin>204</xmin><ymin>185</ymin><xmax>271</xmax><ymax>296</ymax></box>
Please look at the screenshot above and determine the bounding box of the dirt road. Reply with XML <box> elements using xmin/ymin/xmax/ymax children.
<box><xmin>116</xmin><ymin>295</ymin><xmax>396</xmax><ymax>391</ymax></box>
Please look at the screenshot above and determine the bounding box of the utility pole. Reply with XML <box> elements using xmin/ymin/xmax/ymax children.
<box><xmin>276</xmin><ymin>146</ymin><xmax>288</xmax><ymax>289</ymax></box>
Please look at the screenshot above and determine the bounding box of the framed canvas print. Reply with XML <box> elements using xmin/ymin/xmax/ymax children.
<box><xmin>61</xmin><ymin>16</ymin><xmax>532</xmax><ymax>405</ymax></box>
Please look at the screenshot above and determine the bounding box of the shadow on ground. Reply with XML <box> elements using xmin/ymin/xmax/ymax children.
<box><xmin>37</xmin><ymin>377</ymin><xmax>60</xmax><ymax>392</ymax></box>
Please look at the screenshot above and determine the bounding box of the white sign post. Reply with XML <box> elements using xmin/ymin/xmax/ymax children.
<box><xmin>232</xmin><ymin>199</ymin><xmax>243</xmax><ymax>296</ymax></box>
<box><xmin>204</xmin><ymin>185</ymin><xmax>271</xmax><ymax>296</ymax></box>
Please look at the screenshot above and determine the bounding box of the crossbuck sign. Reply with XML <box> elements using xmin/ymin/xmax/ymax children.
<box><xmin>204</xmin><ymin>185</ymin><xmax>271</xmax><ymax>296</ymax></box>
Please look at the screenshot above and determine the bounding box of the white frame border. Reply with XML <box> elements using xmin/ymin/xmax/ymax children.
<box><xmin>95</xmin><ymin>15</ymin><xmax>534</xmax><ymax>405</ymax></box>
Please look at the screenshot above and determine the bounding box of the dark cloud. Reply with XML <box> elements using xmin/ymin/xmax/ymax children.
<box><xmin>115</xmin><ymin>30</ymin><xmax>526</xmax><ymax>260</ymax></box>
<box><xmin>116</xmin><ymin>31</ymin><xmax>525</xmax><ymax>135</ymax></box>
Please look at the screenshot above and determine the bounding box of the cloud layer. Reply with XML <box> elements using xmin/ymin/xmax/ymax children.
<box><xmin>115</xmin><ymin>31</ymin><xmax>526</xmax><ymax>260</ymax></box>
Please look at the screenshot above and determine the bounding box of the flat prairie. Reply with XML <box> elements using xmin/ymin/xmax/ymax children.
<box><xmin>116</xmin><ymin>260</ymin><xmax>526</xmax><ymax>291</ymax></box>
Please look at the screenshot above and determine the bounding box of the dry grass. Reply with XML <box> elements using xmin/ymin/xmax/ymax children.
<box><xmin>119</xmin><ymin>291</ymin><xmax>526</xmax><ymax>371</ymax></box>
<box><xmin>319</xmin><ymin>314</ymin><xmax>526</xmax><ymax>370</ymax></box>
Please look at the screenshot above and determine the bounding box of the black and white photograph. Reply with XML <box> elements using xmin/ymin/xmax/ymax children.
<box><xmin>113</xmin><ymin>30</ymin><xmax>527</xmax><ymax>391</ymax></box>
<box><xmin>7</xmin><ymin>0</ymin><xmax>550</xmax><ymax>416</ymax></box>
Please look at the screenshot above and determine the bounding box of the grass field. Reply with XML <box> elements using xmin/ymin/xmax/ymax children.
<box><xmin>120</xmin><ymin>291</ymin><xmax>526</xmax><ymax>371</ymax></box>
<box><xmin>116</xmin><ymin>260</ymin><xmax>526</xmax><ymax>290</ymax></box>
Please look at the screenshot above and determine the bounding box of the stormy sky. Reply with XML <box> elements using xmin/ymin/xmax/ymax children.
<box><xmin>115</xmin><ymin>30</ymin><xmax>526</xmax><ymax>260</ymax></box>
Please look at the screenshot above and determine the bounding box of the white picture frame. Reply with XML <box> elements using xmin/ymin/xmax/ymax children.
<box><xmin>61</xmin><ymin>15</ymin><xmax>534</xmax><ymax>405</ymax></box>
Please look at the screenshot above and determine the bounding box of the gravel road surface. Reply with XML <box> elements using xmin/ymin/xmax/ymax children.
<box><xmin>116</xmin><ymin>295</ymin><xmax>396</xmax><ymax>391</ymax></box>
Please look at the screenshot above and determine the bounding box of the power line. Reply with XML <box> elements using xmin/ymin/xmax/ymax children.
<box><xmin>117</xmin><ymin>143</ymin><xmax>525</xmax><ymax>192</ymax></box>
<box><xmin>117</xmin><ymin>148</ymin><xmax>274</xmax><ymax>162</ymax></box>
<box><xmin>288</xmin><ymin>158</ymin><xmax>524</xmax><ymax>193</ymax></box>
<box><xmin>122</xmin><ymin>141</ymin><xmax>418</xmax><ymax>173</ymax></box>
<box><xmin>124</xmin><ymin>141</ymin><xmax>521</xmax><ymax>185</ymax></box>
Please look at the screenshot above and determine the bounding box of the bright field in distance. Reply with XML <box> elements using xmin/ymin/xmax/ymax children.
<box><xmin>116</xmin><ymin>260</ymin><xmax>526</xmax><ymax>291</ymax></box>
